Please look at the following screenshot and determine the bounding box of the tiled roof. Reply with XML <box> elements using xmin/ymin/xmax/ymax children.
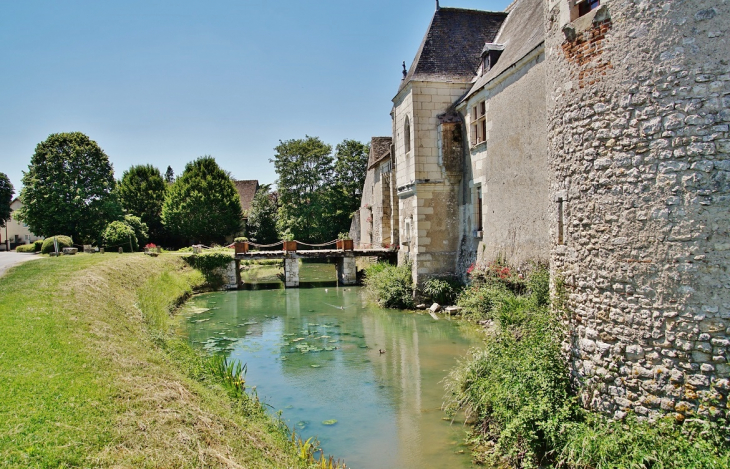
<box><xmin>233</xmin><ymin>180</ymin><xmax>259</xmax><ymax>214</ymax></box>
<box><xmin>399</xmin><ymin>7</ymin><xmax>507</xmax><ymax>91</ymax></box>
<box><xmin>465</xmin><ymin>0</ymin><xmax>545</xmax><ymax>99</ymax></box>
<box><xmin>368</xmin><ymin>137</ymin><xmax>392</xmax><ymax>169</ymax></box>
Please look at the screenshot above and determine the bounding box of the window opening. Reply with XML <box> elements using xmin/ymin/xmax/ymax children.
<box><xmin>557</xmin><ymin>197</ymin><xmax>564</xmax><ymax>245</ymax></box>
<box><xmin>476</xmin><ymin>186</ymin><xmax>483</xmax><ymax>232</ymax></box>
<box><xmin>571</xmin><ymin>0</ymin><xmax>600</xmax><ymax>20</ymax></box>
<box><xmin>404</xmin><ymin>117</ymin><xmax>411</xmax><ymax>154</ymax></box>
<box><xmin>470</xmin><ymin>101</ymin><xmax>486</xmax><ymax>146</ymax></box>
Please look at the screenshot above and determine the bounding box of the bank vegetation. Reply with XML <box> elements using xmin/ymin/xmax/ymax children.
<box><xmin>0</xmin><ymin>253</ymin><xmax>340</xmax><ymax>468</ymax></box>
<box><xmin>364</xmin><ymin>261</ymin><xmax>730</xmax><ymax>469</ymax></box>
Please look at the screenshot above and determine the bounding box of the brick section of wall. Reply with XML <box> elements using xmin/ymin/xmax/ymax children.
<box><xmin>546</xmin><ymin>0</ymin><xmax>730</xmax><ymax>420</ymax></box>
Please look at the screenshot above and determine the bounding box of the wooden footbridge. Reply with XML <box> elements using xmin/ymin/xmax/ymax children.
<box><xmin>226</xmin><ymin>240</ymin><xmax>397</xmax><ymax>288</ymax></box>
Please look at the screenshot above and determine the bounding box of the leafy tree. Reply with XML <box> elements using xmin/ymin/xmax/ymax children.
<box><xmin>161</xmin><ymin>156</ymin><xmax>242</xmax><ymax>244</ymax></box>
<box><xmin>102</xmin><ymin>220</ymin><xmax>138</xmax><ymax>252</ymax></box>
<box><xmin>272</xmin><ymin>136</ymin><xmax>334</xmax><ymax>242</ymax></box>
<box><xmin>118</xmin><ymin>165</ymin><xmax>166</xmax><ymax>241</ymax></box>
<box><xmin>246</xmin><ymin>184</ymin><xmax>278</xmax><ymax>245</ymax></box>
<box><xmin>123</xmin><ymin>214</ymin><xmax>148</xmax><ymax>247</ymax></box>
<box><xmin>165</xmin><ymin>166</ymin><xmax>174</xmax><ymax>184</ymax></box>
<box><xmin>329</xmin><ymin>139</ymin><xmax>370</xmax><ymax>233</ymax></box>
<box><xmin>0</xmin><ymin>173</ymin><xmax>14</xmax><ymax>227</ymax></box>
<box><xmin>17</xmin><ymin>132</ymin><xmax>121</xmax><ymax>243</ymax></box>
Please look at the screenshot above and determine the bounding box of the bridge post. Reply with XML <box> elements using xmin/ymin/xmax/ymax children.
<box><xmin>284</xmin><ymin>256</ymin><xmax>300</xmax><ymax>288</ymax></box>
<box><xmin>336</xmin><ymin>256</ymin><xmax>357</xmax><ymax>285</ymax></box>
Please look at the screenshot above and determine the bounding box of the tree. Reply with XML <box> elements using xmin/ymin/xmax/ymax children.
<box><xmin>246</xmin><ymin>184</ymin><xmax>278</xmax><ymax>245</ymax></box>
<box><xmin>330</xmin><ymin>139</ymin><xmax>370</xmax><ymax>231</ymax></box>
<box><xmin>161</xmin><ymin>156</ymin><xmax>242</xmax><ymax>245</ymax></box>
<box><xmin>17</xmin><ymin>132</ymin><xmax>121</xmax><ymax>243</ymax></box>
<box><xmin>165</xmin><ymin>166</ymin><xmax>175</xmax><ymax>184</ymax></box>
<box><xmin>272</xmin><ymin>136</ymin><xmax>334</xmax><ymax>242</ymax></box>
<box><xmin>118</xmin><ymin>165</ymin><xmax>167</xmax><ymax>242</ymax></box>
<box><xmin>0</xmin><ymin>173</ymin><xmax>14</xmax><ymax>227</ymax></box>
<box><xmin>123</xmin><ymin>214</ymin><xmax>149</xmax><ymax>247</ymax></box>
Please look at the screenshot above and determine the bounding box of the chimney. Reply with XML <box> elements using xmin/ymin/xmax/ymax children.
<box><xmin>436</xmin><ymin>0</ymin><xmax>440</xmax><ymax>10</ymax></box>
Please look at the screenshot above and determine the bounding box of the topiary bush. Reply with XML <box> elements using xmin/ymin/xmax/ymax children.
<box><xmin>15</xmin><ymin>243</ymin><xmax>36</xmax><ymax>253</ymax></box>
<box><xmin>41</xmin><ymin>235</ymin><xmax>73</xmax><ymax>254</ymax></box>
<box><xmin>102</xmin><ymin>221</ymin><xmax>138</xmax><ymax>252</ymax></box>
<box><xmin>364</xmin><ymin>262</ymin><xmax>415</xmax><ymax>309</ymax></box>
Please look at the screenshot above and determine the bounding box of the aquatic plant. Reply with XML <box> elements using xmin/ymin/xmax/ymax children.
<box><xmin>206</xmin><ymin>354</ymin><xmax>248</xmax><ymax>398</ymax></box>
<box><xmin>290</xmin><ymin>432</ymin><xmax>347</xmax><ymax>469</ymax></box>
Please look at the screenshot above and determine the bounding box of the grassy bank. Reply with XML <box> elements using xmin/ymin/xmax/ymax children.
<box><xmin>0</xmin><ymin>253</ymin><xmax>316</xmax><ymax>468</ymax></box>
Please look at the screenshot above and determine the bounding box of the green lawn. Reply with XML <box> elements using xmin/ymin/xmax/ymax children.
<box><xmin>0</xmin><ymin>254</ymin><xmax>307</xmax><ymax>468</ymax></box>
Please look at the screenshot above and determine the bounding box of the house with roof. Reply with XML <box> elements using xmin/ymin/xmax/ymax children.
<box><xmin>233</xmin><ymin>179</ymin><xmax>259</xmax><ymax>235</ymax></box>
<box><xmin>359</xmin><ymin>0</ymin><xmax>730</xmax><ymax>420</ymax></box>
<box><xmin>370</xmin><ymin>0</ymin><xmax>549</xmax><ymax>281</ymax></box>
<box><xmin>1</xmin><ymin>198</ymin><xmax>43</xmax><ymax>251</ymax></box>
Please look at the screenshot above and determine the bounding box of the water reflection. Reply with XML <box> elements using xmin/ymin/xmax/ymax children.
<box><xmin>180</xmin><ymin>287</ymin><xmax>479</xmax><ymax>469</ymax></box>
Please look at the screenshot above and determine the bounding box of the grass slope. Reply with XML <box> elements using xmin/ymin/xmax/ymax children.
<box><xmin>0</xmin><ymin>254</ymin><xmax>305</xmax><ymax>468</ymax></box>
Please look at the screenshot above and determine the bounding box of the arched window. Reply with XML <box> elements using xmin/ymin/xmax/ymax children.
<box><xmin>404</xmin><ymin>116</ymin><xmax>411</xmax><ymax>154</ymax></box>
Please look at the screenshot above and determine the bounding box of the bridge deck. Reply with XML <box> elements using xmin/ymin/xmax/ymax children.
<box><xmin>235</xmin><ymin>249</ymin><xmax>396</xmax><ymax>261</ymax></box>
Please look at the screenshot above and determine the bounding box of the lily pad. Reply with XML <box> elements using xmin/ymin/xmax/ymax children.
<box><xmin>321</xmin><ymin>419</ymin><xmax>338</xmax><ymax>426</ymax></box>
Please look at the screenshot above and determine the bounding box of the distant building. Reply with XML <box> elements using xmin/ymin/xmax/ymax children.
<box><xmin>233</xmin><ymin>179</ymin><xmax>259</xmax><ymax>235</ymax></box>
<box><xmin>1</xmin><ymin>198</ymin><xmax>42</xmax><ymax>250</ymax></box>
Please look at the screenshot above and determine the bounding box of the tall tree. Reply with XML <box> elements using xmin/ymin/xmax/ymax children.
<box><xmin>118</xmin><ymin>164</ymin><xmax>167</xmax><ymax>242</ymax></box>
<box><xmin>165</xmin><ymin>166</ymin><xmax>175</xmax><ymax>184</ymax></box>
<box><xmin>161</xmin><ymin>156</ymin><xmax>242</xmax><ymax>245</ymax></box>
<box><xmin>272</xmin><ymin>136</ymin><xmax>333</xmax><ymax>242</ymax></box>
<box><xmin>17</xmin><ymin>132</ymin><xmax>121</xmax><ymax>243</ymax></box>
<box><xmin>246</xmin><ymin>184</ymin><xmax>278</xmax><ymax>245</ymax></box>
<box><xmin>0</xmin><ymin>173</ymin><xmax>14</xmax><ymax>227</ymax></box>
<box><xmin>331</xmin><ymin>139</ymin><xmax>370</xmax><ymax>230</ymax></box>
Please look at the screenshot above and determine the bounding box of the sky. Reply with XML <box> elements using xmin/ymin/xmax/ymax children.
<box><xmin>0</xmin><ymin>0</ymin><xmax>511</xmax><ymax>194</ymax></box>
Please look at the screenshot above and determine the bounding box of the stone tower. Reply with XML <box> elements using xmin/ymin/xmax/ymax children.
<box><xmin>545</xmin><ymin>0</ymin><xmax>730</xmax><ymax>419</ymax></box>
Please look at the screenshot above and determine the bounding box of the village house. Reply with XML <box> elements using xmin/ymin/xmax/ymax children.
<box><xmin>356</xmin><ymin>0</ymin><xmax>730</xmax><ymax>420</ymax></box>
<box><xmin>1</xmin><ymin>198</ymin><xmax>42</xmax><ymax>251</ymax></box>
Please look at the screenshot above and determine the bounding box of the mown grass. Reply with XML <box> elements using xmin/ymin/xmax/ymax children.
<box><xmin>0</xmin><ymin>253</ymin><xmax>317</xmax><ymax>468</ymax></box>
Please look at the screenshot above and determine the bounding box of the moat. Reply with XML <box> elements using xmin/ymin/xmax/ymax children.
<box><xmin>180</xmin><ymin>269</ymin><xmax>482</xmax><ymax>469</ymax></box>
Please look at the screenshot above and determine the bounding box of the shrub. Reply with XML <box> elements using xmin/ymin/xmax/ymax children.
<box><xmin>15</xmin><ymin>243</ymin><xmax>36</xmax><ymax>253</ymax></box>
<box><xmin>102</xmin><ymin>221</ymin><xmax>138</xmax><ymax>252</ymax></box>
<box><xmin>526</xmin><ymin>263</ymin><xmax>550</xmax><ymax>307</ymax></box>
<box><xmin>456</xmin><ymin>282</ymin><xmax>510</xmax><ymax>320</ymax></box>
<box><xmin>41</xmin><ymin>235</ymin><xmax>73</xmax><ymax>254</ymax></box>
<box><xmin>421</xmin><ymin>277</ymin><xmax>462</xmax><ymax>305</ymax></box>
<box><xmin>234</xmin><ymin>237</ymin><xmax>248</xmax><ymax>243</ymax></box>
<box><xmin>364</xmin><ymin>262</ymin><xmax>415</xmax><ymax>309</ymax></box>
<box><xmin>558</xmin><ymin>413</ymin><xmax>730</xmax><ymax>469</ymax></box>
<box><xmin>123</xmin><ymin>214</ymin><xmax>149</xmax><ymax>247</ymax></box>
<box><xmin>444</xmin><ymin>304</ymin><xmax>575</xmax><ymax>468</ymax></box>
<box><xmin>183</xmin><ymin>252</ymin><xmax>233</xmax><ymax>287</ymax></box>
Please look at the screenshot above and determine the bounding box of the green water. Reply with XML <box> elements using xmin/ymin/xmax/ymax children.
<box><xmin>180</xmin><ymin>285</ymin><xmax>482</xmax><ymax>469</ymax></box>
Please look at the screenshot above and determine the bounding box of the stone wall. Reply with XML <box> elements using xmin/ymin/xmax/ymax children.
<box><xmin>545</xmin><ymin>0</ymin><xmax>730</xmax><ymax>420</ymax></box>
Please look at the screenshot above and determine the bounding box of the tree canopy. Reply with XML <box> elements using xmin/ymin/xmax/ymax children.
<box><xmin>0</xmin><ymin>173</ymin><xmax>14</xmax><ymax>227</ymax></box>
<box><xmin>272</xmin><ymin>136</ymin><xmax>368</xmax><ymax>242</ymax></box>
<box><xmin>118</xmin><ymin>164</ymin><xmax>167</xmax><ymax>242</ymax></box>
<box><xmin>246</xmin><ymin>184</ymin><xmax>278</xmax><ymax>245</ymax></box>
<box><xmin>17</xmin><ymin>132</ymin><xmax>121</xmax><ymax>243</ymax></box>
<box><xmin>165</xmin><ymin>166</ymin><xmax>174</xmax><ymax>184</ymax></box>
<box><xmin>161</xmin><ymin>156</ymin><xmax>242</xmax><ymax>245</ymax></box>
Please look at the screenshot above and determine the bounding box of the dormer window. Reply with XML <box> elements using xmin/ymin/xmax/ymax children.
<box><xmin>480</xmin><ymin>43</ymin><xmax>504</xmax><ymax>75</ymax></box>
<box><xmin>571</xmin><ymin>0</ymin><xmax>600</xmax><ymax>20</ymax></box>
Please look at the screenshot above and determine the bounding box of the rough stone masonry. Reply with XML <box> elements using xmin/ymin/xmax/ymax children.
<box><xmin>545</xmin><ymin>0</ymin><xmax>730</xmax><ymax>420</ymax></box>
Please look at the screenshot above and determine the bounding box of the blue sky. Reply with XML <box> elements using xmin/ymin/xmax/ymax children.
<box><xmin>0</xmin><ymin>0</ymin><xmax>511</xmax><ymax>193</ymax></box>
